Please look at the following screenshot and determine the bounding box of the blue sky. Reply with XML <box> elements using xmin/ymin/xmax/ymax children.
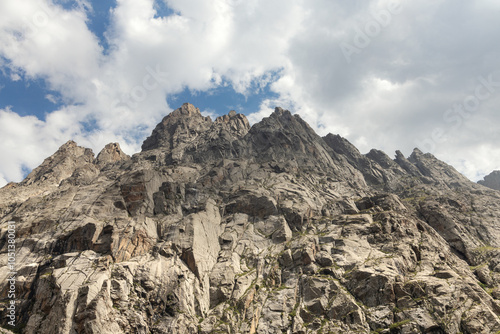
<box><xmin>1</xmin><ymin>0</ymin><xmax>500</xmax><ymax>186</ymax></box>
<box><xmin>0</xmin><ymin>75</ymin><xmax>63</xmax><ymax>117</ymax></box>
<box><xmin>0</xmin><ymin>0</ymin><xmax>267</xmax><ymax>120</ymax></box>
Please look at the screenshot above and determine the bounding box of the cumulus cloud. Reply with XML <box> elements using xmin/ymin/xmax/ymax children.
<box><xmin>0</xmin><ymin>107</ymin><xmax>63</xmax><ymax>183</ymax></box>
<box><xmin>0</xmin><ymin>0</ymin><xmax>500</xmax><ymax>185</ymax></box>
<box><xmin>0</xmin><ymin>175</ymin><xmax>7</xmax><ymax>188</ymax></box>
<box><xmin>0</xmin><ymin>0</ymin><xmax>102</xmax><ymax>99</ymax></box>
<box><xmin>0</xmin><ymin>106</ymin><xmax>83</xmax><ymax>182</ymax></box>
<box><xmin>0</xmin><ymin>106</ymin><xmax>139</xmax><ymax>188</ymax></box>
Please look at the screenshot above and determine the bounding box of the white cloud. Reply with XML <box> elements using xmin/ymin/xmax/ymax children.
<box><xmin>0</xmin><ymin>1</ymin><xmax>102</xmax><ymax>100</ymax></box>
<box><xmin>0</xmin><ymin>0</ymin><xmax>500</xmax><ymax>184</ymax></box>
<box><xmin>45</xmin><ymin>94</ymin><xmax>58</xmax><ymax>104</ymax></box>
<box><xmin>0</xmin><ymin>105</ymin><xmax>141</xmax><ymax>185</ymax></box>
<box><xmin>10</xmin><ymin>73</ymin><xmax>21</xmax><ymax>81</ymax></box>
<box><xmin>0</xmin><ymin>107</ymin><xmax>80</xmax><ymax>182</ymax></box>
<box><xmin>0</xmin><ymin>175</ymin><xmax>7</xmax><ymax>188</ymax></box>
<box><xmin>249</xmin><ymin>0</ymin><xmax>500</xmax><ymax>181</ymax></box>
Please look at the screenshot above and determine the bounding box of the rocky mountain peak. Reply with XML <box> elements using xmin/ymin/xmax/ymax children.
<box><xmin>407</xmin><ymin>148</ymin><xmax>471</xmax><ymax>187</ymax></box>
<box><xmin>60</xmin><ymin>139</ymin><xmax>78</xmax><ymax>149</ymax></box>
<box><xmin>173</xmin><ymin>102</ymin><xmax>203</xmax><ymax>117</ymax></box>
<box><xmin>270</xmin><ymin>106</ymin><xmax>291</xmax><ymax>118</ymax></box>
<box><xmin>138</xmin><ymin>106</ymin><xmax>252</xmax><ymax>165</ymax></box>
<box><xmin>393</xmin><ymin>149</ymin><xmax>425</xmax><ymax>176</ymax></box>
<box><xmin>141</xmin><ymin>103</ymin><xmax>212</xmax><ymax>152</ymax></box>
<box><xmin>95</xmin><ymin>143</ymin><xmax>130</xmax><ymax>167</ymax></box>
<box><xmin>478</xmin><ymin>170</ymin><xmax>500</xmax><ymax>190</ymax></box>
<box><xmin>323</xmin><ymin>133</ymin><xmax>361</xmax><ymax>161</ymax></box>
<box><xmin>365</xmin><ymin>149</ymin><xmax>398</xmax><ymax>169</ymax></box>
<box><xmin>22</xmin><ymin>140</ymin><xmax>95</xmax><ymax>187</ymax></box>
<box><xmin>2</xmin><ymin>103</ymin><xmax>500</xmax><ymax>334</ymax></box>
<box><xmin>214</xmin><ymin>110</ymin><xmax>250</xmax><ymax>137</ymax></box>
<box><xmin>247</xmin><ymin>107</ymin><xmax>333</xmax><ymax>169</ymax></box>
<box><xmin>0</xmin><ymin>141</ymin><xmax>96</xmax><ymax>212</ymax></box>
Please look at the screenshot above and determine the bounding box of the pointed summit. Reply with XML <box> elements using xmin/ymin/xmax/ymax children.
<box><xmin>23</xmin><ymin>140</ymin><xmax>95</xmax><ymax>186</ymax></box>
<box><xmin>95</xmin><ymin>143</ymin><xmax>130</xmax><ymax>167</ymax></box>
<box><xmin>478</xmin><ymin>170</ymin><xmax>500</xmax><ymax>190</ymax></box>
<box><xmin>407</xmin><ymin>148</ymin><xmax>470</xmax><ymax>186</ymax></box>
<box><xmin>271</xmin><ymin>106</ymin><xmax>291</xmax><ymax>118</ymax></box>
<box><xmin>247</xmin><ymin>107</ymin><xmax>337</xmax><ymax>172</ymax></box>
<box><xmin>139</xmin><ymin>104</ymin><xmax>252</xmax><ymax>164</ymax></box>
<box><xmin>213</xmin><ymin>110</ymin><xmax>250</xmax><ymax>138</ymax></box>
<box><xmin>141</xmin><ymin>103</ymin><xmax>212</xmax><ymax>152</ymax></box>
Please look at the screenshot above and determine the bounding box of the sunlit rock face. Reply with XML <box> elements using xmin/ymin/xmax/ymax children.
<box><xmin>1</xmin><ymin>103</ymin><xmax>500</xmax><ymax>334</ymax></box>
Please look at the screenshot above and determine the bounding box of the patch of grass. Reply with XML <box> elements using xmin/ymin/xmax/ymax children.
<box><xmin>40</xmin><ymin>272</ymin><xmax>52</xmax><ymax>278</ymax></box>
<box><xmin>289</xmin><ymin>300</ymin><xmax>300</xmax><ymax>318</ymax></box>
<box><xmin>392</xmin><ymin>306</ymin><xmax>402</xmax><ymax>313</ymax></box>
<box><xmin>469</xmin><ymin>263</ymin><xmax>487</xmax><ymax>271</ymax></box>
<box><xmin>402</xmin><ymin>196</ymin><xmax>427</xmax><ymax>203</ymax></box>
<box><xmin>473</xmin><ymin>245</ymin><xmax>500</xmax><ymax>253</ymax></box>
<box><xmin>389</xmin><ymin>319</ymin><xmax>411</xmax><ymax>329</ymax></box>
<box><xmin>235</xmin><ymin>268</ymin><xmax>256</xmax><ymax>278</ymax></box>
<box><xmin>274</xmin><ymin>284</ymin><xmax>288</xmax><ymax>292</ymax></box>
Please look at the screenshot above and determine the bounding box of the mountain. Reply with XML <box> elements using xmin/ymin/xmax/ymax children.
<box><xmin>479</xmin><ymin>170</ymin><xmax>500</xmax><ymax>191</ymax></box>
<box><xmin>0</xmin><ymin>103</ymin><xmax>499</xmax><ymax>334</ymax></box>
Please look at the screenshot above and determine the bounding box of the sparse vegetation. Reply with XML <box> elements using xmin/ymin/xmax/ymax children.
<box><xmin>389</xmin><ymin>319</ymin><xmax>411</xmax><ymax>330</ymax></box>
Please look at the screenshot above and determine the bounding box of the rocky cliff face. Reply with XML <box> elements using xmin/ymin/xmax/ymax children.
<box><xmin>479</xmin><ymin>171</ymin><xmax>500</xmax><ymax>191</ymax></box>
<box><xmin>1</xmin><ymin>103</ymin><xmax>500</xmax><ymax>334</ymax></box>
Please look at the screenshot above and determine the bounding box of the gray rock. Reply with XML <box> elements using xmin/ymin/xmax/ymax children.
<box><xmin>1</xmin><ymin>104</ymin><xmax>500</xmax><ymax>334</ymax></box>
<box><xmin>478</xmin><ymin>170</ymin><xmax>500</xmax><ymax>190</ymax></box>
<box><xmin>95</xmin><ymin>143</ymin><xmax>130</xmax><ymax>167</ymax></box>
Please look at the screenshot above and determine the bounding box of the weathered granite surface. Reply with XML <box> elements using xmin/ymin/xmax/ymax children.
<box><xmin>1</xmin><ymin>103</ymin><xmax>499</xmax><ymax>333</ymax></box>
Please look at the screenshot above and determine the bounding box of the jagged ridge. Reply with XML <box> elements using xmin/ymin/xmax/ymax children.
<box><xmin>0</xmin><ymin>103</ymin><xmax>499</xmax><ymax>334</ymax></box>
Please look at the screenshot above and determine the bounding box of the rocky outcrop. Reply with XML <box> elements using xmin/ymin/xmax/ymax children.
<box><xmin>1</xmin><ymin>104</ymin><xmax>500</xmax><ymax>334</ymax></box>
<box><xmin>95</xmin><ymin>143</ymin><xmax>130</xmax><ymax>168</ymax></box>
<box><xmin>324</xmin><ymin>134</ymin><xmax>402</xmax><ymax>188</ymax></box>
<box><xmin>478</xmin><ymin>170</ymin><xmax>500</xmax><ymax>191</ymax></box>
<box><xmin>247</xmin><ymin>107</ymin><xmax>334</xmax><ymax>169</ymax></box>
<box><xmin>141</xmin><ymin>103</ymin><xmax>213</xmax><ymax>152</ymax></box>
<box><xmin>23</xmin><ymin>140</ymin><xmax>96</xmax><ymax>187</ymax></box>
<box><xmin>140</xmin><ymin>103</ymin><xmax>250</xmax><ymax>165</ymax></box>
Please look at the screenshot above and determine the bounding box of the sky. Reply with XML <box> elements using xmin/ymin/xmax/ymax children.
<box><xmin>0</xmin><ymin>0</ymin><xmax>500</xmax><ymax>187</ymax></box>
